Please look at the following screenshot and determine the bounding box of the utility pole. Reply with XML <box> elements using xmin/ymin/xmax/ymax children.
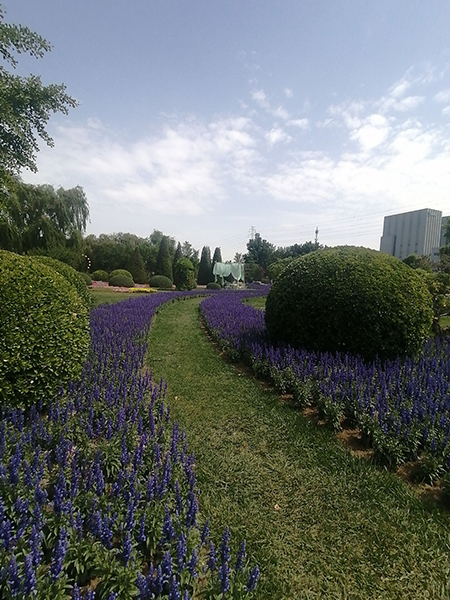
<box><xmin>315</xmin><ymin>227</ymin><xmax>319</xmax><ymax>246</ymax></box>
<box><xmin>249</xmin><ymin>226</ymin><xmax>256</xmax><ymax>241</ymax></box>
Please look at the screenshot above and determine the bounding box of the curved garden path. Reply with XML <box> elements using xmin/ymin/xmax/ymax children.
<box><xmin>146</xmin><ymin>296</ymin><xmax>450</xmax><ymax>600</ymax></box>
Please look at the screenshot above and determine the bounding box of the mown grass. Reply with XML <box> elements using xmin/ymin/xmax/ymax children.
<box><xmin>245</xmin><ymin>295</ymin><xmax>267</xmax><ymax>310</ymax></box>
<box><xmin>146</xmin><ymin>297</ymin><xmax>450</xmax><ymax>600</ymax></box>
<box><xmin>90</xmin><ymin>287</ymin><xmax>155</xmax><ymax>306</ymax></box>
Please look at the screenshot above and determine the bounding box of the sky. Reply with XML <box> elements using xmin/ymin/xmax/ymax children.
<box><xmin>6</xmin><ymin>0</ymin><xmax>450</xmax><ymax>260</ymax></box>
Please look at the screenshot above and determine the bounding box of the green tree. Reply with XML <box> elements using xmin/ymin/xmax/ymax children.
<box><xmin>0</xmin><ymin>6</ymin><xmax>77</xmax><ymax>177</ymax></box>
<box><xmin>174</xmin><ymin>257</ymin><xmax>196</xmax><ymax>290</ymax></box>
<box><xmin>0</xmin><ymin>180</ymin><xmax>89</xmax><ymax>262</ymax></box>
<box><xmin>128</xmin><ymin>246</ymin><xmax>147</xmax><ymax>284</ymax></box>
<box><xmin>181</xmin><ymin>240</ymin><xmax>199</xmax><ymax>275</ymax></box>
<box><xmin>172</xmin><ymin>242</ymin><xmax>183</xmax><ymax>272</ymax></box>
<box><xmin>245</xmin><ymin>233</ymin><xmax>276</xmax><ymax>274</ymax></box>
<box><xmin>155</xmin><ymin>235</ymin><xmax>173</xmax><ymax>281</ymax></box>
<box><xmin>197</xmin><ymin>245</ymin><xmax>213</xmax><ymax>285</ymax></box>
<box><xmin>212</xmin><ymin>246</ymin><xmax>222</xmax><ymax>267</ymax></box>
<box><xmin>402</xmin><ymin>254</ymin><xmax>433</xmax><ymax>272</ymax></box>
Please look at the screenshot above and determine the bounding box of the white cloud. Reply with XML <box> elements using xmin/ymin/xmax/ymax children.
<box><xmin>273</xmin><ymin>105</ymin><xmax>290</xmax><ymax>120</ymax></box>
<box><xmin>286</xmin><ymin>118</ymin><xmax>309</xmax><ymax>129</ymax></box>
<box><xmin>435</xmin><ymin>89</ymin><xmax>450</xmax><ymax>103</ymax></box>
<box><xmin>266</xmin><ymin>127</ymin><xmax>292</xmax><ymax>146</ymax></box>
<box><xmin>251</xmin><ymin>89</ymin><xmax>270</xmax><ymax>109</ymax></box>
<box><xmin>443</xmin><ymin>106</ymin><xmax>450</xmax><ymax>116</ymax></box>
<box><xmin>284</xmin><ymin>87</ymin><xmax>293</xmax><ymax>98</ymax></box>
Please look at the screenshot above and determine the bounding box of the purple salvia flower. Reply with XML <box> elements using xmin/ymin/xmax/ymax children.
<box><xmin>185</xmin><ymin>489</ymin><xmax>198</xmax><ymax>528</ymax></box>
<box><xmin>187</xmin><ymin>548</ymin><xmax>198</xmax><ymax>578</ymax></box>
<box><xmin>51</xmin><ymin>527</ymin><xmax>68</xmax><ymax>581</ymax></box>
<box><xmin>168</xmin><ymin>575</ymin><xmax>180</xmax><ymax>600</ymax></box>
<box><xmin>8</xmin><ymin>555</ymin><xmax>21</xmax><ymax>595</ymax></box>
<box><xmin>122</xmin><ymin>531</ymin><xmax>132</xmax><ymax>566</ymax></box>
<box><xmin>200</xmin><ymin>519</ymin><xmax>210</xmax><ymax>545</ymax></box>
<box><xmin>162</xmin><ymin>505</ymin><xmax>176</xmax><ymax>542</ymax></box>
<box><xmin>176</xmin><ymin>532</ymin><xmax>187</xmax><ymax>570</ymax></box>
<box><xmin>235</xmin><ymin>540</ymin><xmax>246</xmax><ymax>572</ymax></box>
<box><xmin>220</xmin><ymin>526</ymin><xmax>231</xmax><ymax>564</ymax></box>
<box><xmin>72</xmin><ymin>583</ymin><xmax>82</xmax><ymax>600</ymax></box>
<box><xmin>162</xmin><ymin>550</ymin><xmax>173</xmax><ymax>581</ymax></box>
<box><xmin>246</xmin><ymin>565</ymin><xmax>260</xmax><ymax>591</ymax></box>
<box><xmin>22</xmin><ymin>554</ymin><xmax>37</xmax><ymax>595</ymax></box>
<box><xmin>219</xmin><ymin>561</ymin><xmax>231</xmax><ymax>594</ymax></box>
<box><xmin>207</xmin><ymin>540</ymin><xmax>217</xmax><ymax>572</ymax></box>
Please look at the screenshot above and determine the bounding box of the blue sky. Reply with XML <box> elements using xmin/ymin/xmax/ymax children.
<box><xmin>7</xmin><ymin>1</ymin><xmax>450</xmax><ymax>259</ymax></box>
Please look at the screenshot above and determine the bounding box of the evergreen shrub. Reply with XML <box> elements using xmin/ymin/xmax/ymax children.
<box><xmin>33</xmin><ymin>255</ymin><xmax>92</xmax><ymax>309</ymax></box>
<box><xmin>206</xmin><ymin>282</ymin><xmax>222</xmax><ymax>290</ymax></box>
<box><xmin>109</xmin><ymin>268</ymin><xmax>134</xmax><ymax>282</ymax></box>
<box><xmin>109</xmin><ymin>274</ymin><xmax>135</xmax><ymax>288</ymax></box>
<box><xmin>265</xmin><ymin>246</ymin><xmax>434</xmax><ymax>362</ymax></box>
<box><xmin>80</xmin><ymin>272</ymin><xmax>92</xmax><ymax>286</ymax></box>
<box><xmin>91</xmin><ymin>269</ymin><xmax>109</xmax><ymax>281</ymax></box>
<box><xmin>0</xmin><ymin>250</ymin><xmax>90</xmax><ymax>409</ymax></box>
<box><xmin>149</xmin><ymin>275</ymin><xmax>174</xmax><ymax>289</ymax></box>
<box><xmin>174</xmin><ymin>257</ymin><xmax>196</xmax><ymax>291</ymax></box>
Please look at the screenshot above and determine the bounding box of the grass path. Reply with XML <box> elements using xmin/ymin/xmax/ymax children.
<box><xmin>146</xmin><ymin>297</ymin><xmax>450</xmax><ymax>600</ymax></box>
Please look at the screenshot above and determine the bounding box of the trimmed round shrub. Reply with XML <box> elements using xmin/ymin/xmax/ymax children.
<box><xmin>0</xmin><ymin>250</ymin><xmax>90</xmax><ymax>409</ymax></box>
<box><xmin>80</xmin><ymin>272</ymin><xmax>92</xmax><ymax>286</ymax></box>
<box><xmin>174</xmin><ymin>257</ymin><xmax>196</xmax><ymax>291</ymax></box>
<box><xmin>265</xmin><ymin>246</ymin><xmax>433</xmax><ymax>362</ymax></box>
<box><xmin>149</xmin><ymin>275</ymin><xmax>174</xmax><ymax>290</ymax></box>
<box><xmin>33</xmin><ymin>255</ymin><xmax>92</xmax><ymax>309</ymax></box>
<box><xmin>91</xmin><ymin>269</ymin><xmax>109</xmax><ymax>282</ymax></box>
<box><xmin>109</xmin><ymin>274</ymin><xmax>134</xmax><ymax>288</ymax></box>
<box><xmin>206</xmin><ymin>282</ymin><xmax>222</xmax><ymax>290</ymax></box>
<box><xmin>109</xmin><ymin>269</ymin><xmax>134</xmax><ymax>282</ymax></box>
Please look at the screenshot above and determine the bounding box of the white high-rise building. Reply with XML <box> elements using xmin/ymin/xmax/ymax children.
<box><xmin>380</xmin><ymin>208</ymin><xmax>444</xmax><ymax>261</ymax></box>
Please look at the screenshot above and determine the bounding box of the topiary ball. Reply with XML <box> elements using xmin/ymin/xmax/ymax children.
<box><xmin>109</xmin><ymin>269</ymin><xmax>134</xmax><ymax>282</ymax></box>
<box><xmin>33</xmin><ymin>255</ymin><xmax>92</xmax><ymax>309</ymax></box>
<box><xmin>265</xmin><ymin>246</ymin><xmax>433</xmax><ymax>362</ymax></box>
<box><xmin>109</xmin><ymin>274</ymin><xmax>134</xmax><ymax>288</ymax></box>
<box><xmin>0</xmin><ymin>250</ymin><xmax>90</xmax><ymax>409</ymax></box>
<box><xmin>206</xmin><ymin>282</ymin><xmax>222</xmax><ymax>290</ymax></box>
<box><xmin>91</xmin><ymin>269</ymin><xmax>109</xmax><ymax>282</ymax></box>
<box><xmin>149</xmin><ymin>275</ymin><xmax>174</xmax><ymax>290</ymax></box>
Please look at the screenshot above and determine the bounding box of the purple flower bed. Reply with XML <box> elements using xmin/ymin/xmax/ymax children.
<box><xmin>0</xmin><ymin>291</ymin><xmax>259</xmax><ymax>599</ymax></box>
<box><xmin>200</xmin><ymin>291</ymin><xmax>450</xmax><ymax>477</ymax></box>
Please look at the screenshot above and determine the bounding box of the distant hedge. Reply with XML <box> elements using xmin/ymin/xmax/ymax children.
<box><xmin>206</xmin><ymin>282</ymin><xmax>222</xmax><ymax>290</ymax></box>
<box><xmin>149</xmin><ymin>275</ymin><xmax>174</xmax><ymax>290</ymax></box>
<box><xmin>91</xmin><ymin>269</ymin><xmax>109</xmax><ymax>281</ymax></box>
<box><xmin>265</xmin><ymin>246</ymin><xmax>433</xmax><ymax>362</ymax></box>
<box><xmin>109</xmin><ymin>269</ymin><xmax>134</xmax><ymax>282</ymax></box>
<box><xmin>33</xmin><ymin>255</ymin><xmax>92</xmax><ymax>309</ymax></box>
<box><xmin>109</xmin><ymin>273</ymin><xmax>134</xmax><ymax>288</ymax></box>
<box><xmin>0</xmin><ymin>251</ymin><xmax>90</xmax><ymax>409</ymax></box>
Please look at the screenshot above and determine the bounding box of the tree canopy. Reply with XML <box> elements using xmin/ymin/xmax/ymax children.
<box><xmin>0</xmin><ymin>6</ymin><xmax>77</xmax><ymax>176</ymax></box>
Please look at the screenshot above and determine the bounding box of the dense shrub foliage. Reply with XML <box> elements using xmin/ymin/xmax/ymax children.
<box><xmin>206</xmin><ymin>282</ymin><xmax>222</xmax><ymax>290</ymax></box>
<box><xmin>33</xmin><ymin>255</ymin><xmax>92</xmax><ymax>310</ymax></box>
<box><xmin>109</xmin><ymin>274</ymin><xmax>135</xmax><ymax>288</ymax></box>
<box><xmin>201</xmin><ymin>290</ymin><xmax>450</xmax><ymax>478</ymax></box>
<box><xmin>0</xmin><ymin>250</ymin><xmax>90</xmax><ymax>409</ymax></box>
<box><xmin>0</xmin><ymin>291</ymin><xmax>260</xmax><ymax>598</ymax></box>
<box><xmin>91</xmin><ymin>269</ymin><xmax>109</xmax><ymax>282</ymax></box>
<box><xmin>149</xmin><ymin>275</ymin><xmax>174</xmax><ymax>290</ymax></box>
<box><xmin>173</xmin><ymin>258</ymin><xmax>196</xmax><ymax>291</ymax></box>
<box><xmin>265</xmin><ymin>247</ymin><xmax>433</xmax><ymax>362</ymax></box>
<box><xmin>80</xmin><ymin>272</ymin><xmax>92</xmax><ymax>286</ymax></box>
<box><xmin>109</xmin><ymin>269</ymin><xmax>134</xmax><ymax>282</ymax></box>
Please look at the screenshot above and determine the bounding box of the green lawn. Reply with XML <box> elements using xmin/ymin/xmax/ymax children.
<box><xmin>146</xmin><ymin>297</ymin><xmax>450</xmax><ymax>600</ymax></box>
<box><xmin>90</xmin><ymin>287</ymin><xmax>153</xmax><ymax>306</ymax></box>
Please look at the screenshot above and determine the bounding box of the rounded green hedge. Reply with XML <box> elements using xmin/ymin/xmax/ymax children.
<box><xmin>109</xmin><ymin>274</ymin><xmax>134</xmax><ymax>288</ymax></box>
<box><xmin>109</xmin><ymin>269</ymin><xmax>134</xmax><ymax>282</ymax></box>
<box><xmin>0</xmin><ymin>250</ymin><xmax>90</xmax><ymax>409</ymax></box>
<box><xmin>174</xmin><ymin>257</ymin><xmax>196</xmax><ymax>291</ymax></box>
<box><xmin>206</xmin><ymin>282</ymin><xmax>222</xmax><ymax>290</ymax></box>
<box><xmin>80</xmin><ymin>272</ymin><xmax>92</xmax><ymax>286</ymax></box>
<box><xmin>265</xmin><ymin>246</ymin><xmax>433</xmax><ymax>362</ymax></box>
<box><xmin>91</xmin><ymin>269</ymin><xmax>109</xmax><ymax>282</ymax></box>
<box><xmin>149</xmin><ymin>275</ymin><xmax>174</xmax><ymax>290</ymax></box>
<box><xmin>33</xmin><ymin>255</ymin><xmax>92</xmax><ymax>309</ymax></box>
